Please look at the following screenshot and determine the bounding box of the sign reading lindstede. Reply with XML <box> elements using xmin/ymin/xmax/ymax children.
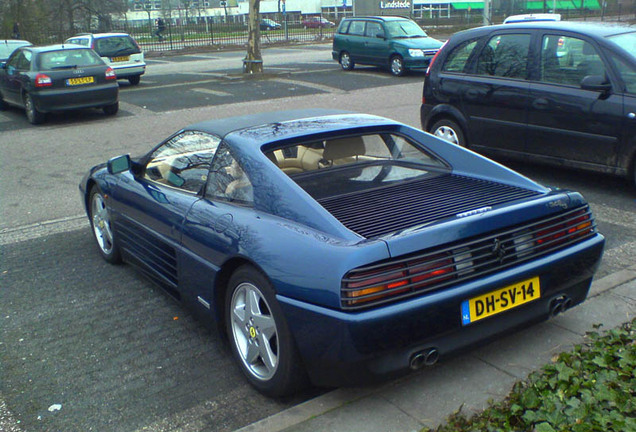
<box><xmin>379</xmin><ymin>0</ymin><xmax>411</xmax><ymax>8</ymax></box>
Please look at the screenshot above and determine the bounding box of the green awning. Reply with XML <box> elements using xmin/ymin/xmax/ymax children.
<box><xmin>522</xmin><ymin>0</ymin><xmax>600</xmax><ymax>10</ymax></box>
<box><xmin>452</xmin><ymin>2</ymin><xmax>484</xmax><ymax>10</ymax></box>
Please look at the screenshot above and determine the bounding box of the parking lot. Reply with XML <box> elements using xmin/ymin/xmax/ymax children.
<box><xmin>1</xmin><ymin>43</ymin><xmax>635</xmax><ymax>431</ymax></box>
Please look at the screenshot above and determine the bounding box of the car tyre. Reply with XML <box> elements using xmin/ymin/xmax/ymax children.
<box><xmin>128</xmin><ymin>75</ymin><xmax>141</xmax><ymax>85</ymax></box>
<box><xmin>103</xmin><ymin>102</ymin><xmax>119</xmax><ymax>116</ymax></box>
<box><xmin>24</xmin><ymin>93</ymin><xmax>44</xmax><ymax>125</ymax></box>
<box><xmin>340</xmin><ymin>51</ymin><xmax>354</xmax><ymax>71</ymax></box>
<box><xmin>226</xmin><ymin>265</ymin><xmax>308</xmax><ymax>397</ymax></box>
<box><xmin>390</xmin><ymin>55</ymin><xmax>405</xmax><ymax>77</ymax></box>
<box><xmin>88</xmin><ymin>186</ymin><xmax>122</xmax><ymax>264</ymax></box>
<box><xmin>431</xmin><ymin>119</ymin><xmax>467</xmax><ymax>148</ymax></box>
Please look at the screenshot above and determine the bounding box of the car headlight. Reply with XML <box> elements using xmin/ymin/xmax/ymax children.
<box><xmin>408</xmin><ymin>49</ymin><xmax>425</xmax><ymax>57</ymax></box>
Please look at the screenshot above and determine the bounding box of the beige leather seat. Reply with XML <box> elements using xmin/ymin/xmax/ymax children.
<box><xmin>323</xmin><ymin>137</ymin><xmax>366</xmax><ymax>166</ymax></box>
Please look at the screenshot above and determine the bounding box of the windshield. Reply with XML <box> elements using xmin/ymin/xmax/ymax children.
<box><xmin>37</xmin><ymin>49</ymin><xmax>104</xmax><ymax>70</ymax></box>
<box><xmin>606</xmin><ymin>31</ymin><xmax>636</xmax><ymax>58</ymax></box>
<box><xmin>94</xmin><ymin>36</ymin><xmax>140</xmax><ymax>57</ymax></box>
<box><xmin>385</xmin><ymin>20</ymin><xmax>427</xmax><ymax>38</ymax></box>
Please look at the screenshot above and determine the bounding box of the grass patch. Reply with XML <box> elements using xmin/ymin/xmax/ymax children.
<box><xmin>428</xmin><ymin>319</ymin><xmax>635</xmax><ymax>432</ymax></box>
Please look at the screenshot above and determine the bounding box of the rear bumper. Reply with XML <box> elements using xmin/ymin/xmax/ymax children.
<box><xmin>111</xmin><ymin>64</ymin><xmax>146</xmax><ymax>78</ymax></box>
<box><xmin>32</xmin><ymin>84</ymin><xmax>118</xmax><ymax>113</ymax></box>
<box><xmin>279</xmin><ymin>234</ymin><xmax>604</xmax><ymax>387</ymax></box>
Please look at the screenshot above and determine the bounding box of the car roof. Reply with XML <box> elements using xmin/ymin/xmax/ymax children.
<box><xmin>1</xmin><ymin>39</ymin><xmax>31</xmax><ymax>45</ymax></box>
<box><xmin>70</xmin><ymin>33</ymin><xmax>132</xmax><ymax>38</ymax></box>
<box><xmin>25</xmin><ymin>44</ymin><xmax>92</xmax><ymax>53</ymax></box>
<box><xmin>460</xmin><ymin>21</ymin><xmax>635</xmax><ymax>38</ymax></box>
<box><xmin>185</xmin><ymin>109</ymin><xmax>396</xmax><ymax>144</ymax></box>
<box><xmin>345</xmin><ymin>15</ymin><xmax>412</xmax><ymax>22</ymax></box>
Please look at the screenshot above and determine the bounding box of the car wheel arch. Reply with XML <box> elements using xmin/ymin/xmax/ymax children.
<box><xmin>426</xmin><ymin>106</ymin><xmax>469</xmax><ymax>136</ymax></box>
<box><xmin>213</xmin><ymin>257</ymin><xmax>272</xmax><ymax>333</ymax></box>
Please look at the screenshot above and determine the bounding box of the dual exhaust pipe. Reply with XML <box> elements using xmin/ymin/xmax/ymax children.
<box><xmin>409</xmin><ymin>347</ymin><xmax>439</xmax><ymax>370</ymax></box>
<box><xmin>549</xmin><ymin>295</ymin><xmax>572</xmax><ymax>318</ymax></box>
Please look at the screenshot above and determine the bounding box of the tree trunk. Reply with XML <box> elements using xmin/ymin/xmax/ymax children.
<box><xmin>244</xmin><ymin>0</ymin><xmax>263</xmax><ymax>74</ymax></box>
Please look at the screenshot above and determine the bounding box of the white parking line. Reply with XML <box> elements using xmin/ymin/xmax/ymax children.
<box><xmin>274</xmin><ymin>77</ymin><xmax>343</xmax><ymax>94</ymax></box>
<box><xmin>190</xmin><ymin>87</ymin><xmax>232</xmax><ymax>96</ymax></box>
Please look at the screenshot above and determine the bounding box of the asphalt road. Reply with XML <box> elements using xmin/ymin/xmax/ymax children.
<box><xmin>1</xmin><ymin>43</ymin><xmax>635</xmax><ymax>432</ymax></box>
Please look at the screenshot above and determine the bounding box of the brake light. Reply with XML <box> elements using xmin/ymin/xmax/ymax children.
<box><xmin>35</xmin><ymin>73</ymin><xmax>52</xmax><ymax>87</ymax></box>
<box><xmin>425</xmin><ymin>41</ymin><xmax>446</xmax><ymax>76</ymax></box>
<box><xmin>105</xmin><ymin>67</ymin><xmax>117</xmax><ymax>80</ymax></box>
<box><xmin>536</xmin><ymin>210</ymin><xmax>592</xmax><ymax>250</ymax></box>
<box><xmin>343</xmin><ymin>253</ymin><xmax>455</xmax><ymax>306</ymax></box>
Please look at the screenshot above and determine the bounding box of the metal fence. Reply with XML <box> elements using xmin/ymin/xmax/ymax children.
<box><xmin>2</xmin><ymin>7</ymin><xmax>633</xmax><ymax>55</ymax></box>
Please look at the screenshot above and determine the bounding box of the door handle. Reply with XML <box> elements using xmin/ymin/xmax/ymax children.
<box><xmin>532</xmin><ymin>98</ymin><xmax>549</xmax><ymax>109</ymax></box>
<box><xmin>466</xmin><ymin>89</ymin><xmax>479</xmax><ymax>98</ymax></box>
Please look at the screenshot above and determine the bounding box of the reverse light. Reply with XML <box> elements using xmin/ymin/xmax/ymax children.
<box><xmin>105</xmin><ymin>67</ymin><xmax>117</xmax><ymax>80</ymax></box>
<box><xmin>35</xmin><ymin>73</ymin><xmax>52</xmax><ymax>87</ymax></box>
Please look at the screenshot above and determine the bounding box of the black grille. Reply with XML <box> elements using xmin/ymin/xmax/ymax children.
<box><xmin>318</xmin><ymin>174</ymin><xmax>542</xmax><ymax>238</ymax></box>
<box><xmin>341</xmin><ymin>206</ymin><xmax>597</xmax><ymax>310</ymax></box>
<box><xmin>116</xmin><ymin>221</ymin><xmax>178</xmax><ymax>287</ymax></box>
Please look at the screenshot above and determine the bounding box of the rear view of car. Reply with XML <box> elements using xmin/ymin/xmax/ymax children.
<box><xmin>66</xmin><ymin>33</ymin><xmax>145</xmax><ymax>85</ymax></box>
<box><xmin>0</xmin><ymin>45</ymin><xmax>119</xmax><ymax>124</ymax></box>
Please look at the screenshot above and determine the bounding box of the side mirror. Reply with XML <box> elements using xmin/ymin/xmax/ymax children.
<box><xmin>580</xmin><ymin>74</ymin><xmax>611</xmax><ymax>92</ymax></box>
<box><xmin>0</xmin><ymin>62</ymin><xmax>6</xmax><ymax>69</ymax></box>
<box><xmin>107</xmin><ymin>154</ymin><xmax>131</xmax><ymax>174</ymax></box>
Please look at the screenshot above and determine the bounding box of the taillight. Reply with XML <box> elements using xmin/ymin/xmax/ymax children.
<box><xmin>343</xmin><ymin>253</ymin><xmax>455</xmax><ymax>307</ymax></box>
<box><xmin>536</xmin><ymin>210</ymin><xmax>592</xmax><ymax>250</ymax></box>
<box><xmin>425</xmin><ymin>41</ymin><xmax>446</xmax><ymax>76</ymax></box>
<box><xmin>105</xmin><ymin>67</ymin><xmax>117</xmax><ymax>80</ymax></box>
<box><xmin>35</xmin><ymin>73</ymin><xmax>52</xmax><ymax>87</ymax></box>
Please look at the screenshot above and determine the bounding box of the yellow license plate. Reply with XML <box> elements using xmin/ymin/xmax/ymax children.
<box><xmin>111</xmin><ymin>56</ymin><xmax>130</xmax><ymax>62</ymax></box>
<box><xmin>66</xmin><ymin>76</ymin><xmax>94</xmax><ymax>86</ymax></box>
<box><xmin>461</xmin><ymin>276</ymin><xmax>540</xmax><ymax>325</ymax></box>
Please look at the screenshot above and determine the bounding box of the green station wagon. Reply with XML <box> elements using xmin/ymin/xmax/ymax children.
<box><xmin>332</xmin><ymin>16</ymin><xmax>443</xmax><ymax>76</ymax></box>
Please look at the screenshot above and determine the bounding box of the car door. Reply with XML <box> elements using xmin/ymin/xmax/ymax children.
<box><xmin>463</xmin><ymin>31</ymin><xmax>534</xmax><ymax>154</ymax></box>
<box><xmin>607</xmin><ymin>53</ymin><xmax>636</xmax><ymax>175</ymax></box>
<box><xmin>525</xmin><ymin>32</ymin><xmax>622</xmax><ymax>168</ymax></box>
<box><xmin>110</xmin><ymin>130</ymin><xmax>220</xmax><ymax>293</ymax></box>
<box><xmin>364</xmin><ymin>21</ymin><xmax>390</xmax><ymax>67</ymax></box>
<box><xmin>180</xmin><ymin>143</ymin><xmax>256</xmax><ymax>308</ymax></box>
<box><xmin>344</xmin><ymin>20</ymin><xmax>367</xmax><ymax>64</ymax></box>
<box><xmin>1</xmin><ymin>49</ymin><xmax>30</xmax><ymax>105</ymax></box>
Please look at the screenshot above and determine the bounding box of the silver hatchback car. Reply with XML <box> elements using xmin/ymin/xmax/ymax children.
<box><xmin>65</xmin><ymin>33</ymin><xmax>146</xmax><ymax>85</ymax></box>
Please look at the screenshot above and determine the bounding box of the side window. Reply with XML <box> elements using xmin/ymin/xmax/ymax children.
<box><xmin>348</xmin><ymin>20</ymin><xmax>365</xmax><ymax>36</ymax></box>
<box><xmin>206</xmin><ymin>144</ymin><xmax>254</xmax><ymax>204</ymax></box>
<box><xmin>476</xmin><ymin>33</ymin><xmax>531</xmax><ymax>79</ymax></box>
<box><xmin>7</xmin><ymin>51</ymin><xmax>25</xmax><ymax>69</ymax></box>
<box><xmin>144</xmin><ymin>131</ymin><xmax>220</xmax><ymax>193</ymax></box>
<box><xmin>366</xmin><ymin>22</ymin><xmax>384</xmax><ymax>38</ymax></box>
<box><xmin>441</xmin><ymin>39</ymin><xmax>479</xmax><ymax>73</ymax></box>
<box><xmin>610</xmin><ymin>54</ymin><xmax>636</xmax><ymax>93</ymax></box>
<box><xmin>539</xmin><ymin>35</ymin><xmax>606</xmax><ymax>86</ymax></box>
<box><xmin>337</xmin><ymin>20</ymin><xmax>351</xmax><ymax>34</ymax></box>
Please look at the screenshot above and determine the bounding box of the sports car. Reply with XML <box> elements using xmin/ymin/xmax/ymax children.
<box><xmin>79</xmin><ymin>110</ymin><xmax>605</xmax><ymax>396</ymax></box>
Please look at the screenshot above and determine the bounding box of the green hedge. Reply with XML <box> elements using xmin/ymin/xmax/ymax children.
<box><xmin>429</xmin><ymin>319</ymin><xmax>636</xmax><ymax>432</ymax></box>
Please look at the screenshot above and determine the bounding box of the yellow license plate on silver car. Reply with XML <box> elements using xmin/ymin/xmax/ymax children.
<box><xmin>111</xmin><ymin>56</ymin><xmax>130</xmax><ymax>62</ymax></box>
<box><xmin>66</xmin><ymin>76</ymin><xmax>94</xmax><ymax>86</ymax></box>
<box><xmin>461</xmin><ymin>276</ymin><xmax>540</xmax><ymax>325</ymax></box>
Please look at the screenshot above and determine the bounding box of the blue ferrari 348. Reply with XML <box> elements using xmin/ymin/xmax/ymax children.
<box><xmin>80</xmin><ymin>109</ymin><xmax>605</xmax><ymax>396</ymax></box>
